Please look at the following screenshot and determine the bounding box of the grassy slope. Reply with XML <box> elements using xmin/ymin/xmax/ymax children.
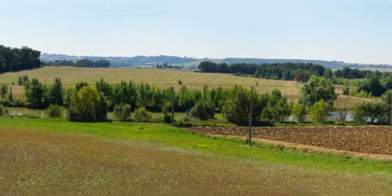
<box><xmin>1</xmin><ymin>117</ymin><xmax>392</xmax><ymax>195</ymax></box>
<box><xmin>2</xmin><ymin>117</ymin><xmax>392</xmax><ymax>173</ymax></box>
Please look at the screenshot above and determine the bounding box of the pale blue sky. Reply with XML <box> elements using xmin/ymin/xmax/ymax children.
<box><xmin>1</xmin><ymin>0</ymin><xmax>392</xmax><ymax>64</ymax></box>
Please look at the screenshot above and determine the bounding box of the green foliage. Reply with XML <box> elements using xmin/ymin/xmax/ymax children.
<box><xmin>223</xmin><ymin>86</ymin><xmax>264</xmax><ymax>125</ymax></box>
<box><xmin>0</xmin><ymin>104</ymin><xmax>8</xmax><ymax>116</ymax></box>
<box><xmin>358</xmin><ymin>78</ymin><xmax>385</xmax><ymax>97</ymax></box>
<box><xmin>17</xmin><ymin>75</ymin><xmax>29</xmax><ymax>86</ymax></box>
<box><xmin>309</xmin><ymin>100</ymin><xmax>329</xmax><ymax>123</ymax></box>
<box><xmin>24</xmin><ymin>79</ymin><xmax>48</xmax><ymax>109</ymax></box>
<box><xmin>47</xmin><ymin>104</ymin><xmax>63</xmax><ymax>118</ymax></box>
<box><xmin>291</xmin><ymin>103</ymin><xmax>307</xmax><ymax>122</ymax></box>
<box><xmin>190</xmin><ymin>100</ymin><xmax>215</xmax><ymax>120</ymax></box>
<box><xmin>353</xmin><ymin>101</ymin><xmax>385</xmax><ymax>124</ymax></box>
<box><xmin>96</xmin><ymin>78</ymin><xmax>113</xmax><ymax>109</ymax></box>
<box><xmin>0</xmin><ymin>45</ymin><xmax>41</xmax><ymax>73</ymax></box>
<box><xmin>261</xmin><ymin>90</ymin><xmax>291</xmax><ymax>122</ymax></box>
<box><xmin>68</xmin><ymin>86</ymin><xmax>107</xmax><ymax>122</ymax></box>
<box><xmin>48</xmin><ymin>78</ymin><xmax>64</xmax><ymax>106</ymax></box>
<box><xmin>113</xmin><ymin>104</ymin><xmax>132</xmax><ymax>122</ymax></box>
<box><xmin>300</xmin><ymin>76</ymin><xmax>336</xmax><ymax>106</ymax></box>
<box><xmin>113</xmin><ymin>81</ymin><xmax>138</xmax><ymax>112</ymax></box>
<box><xmin>342</xmin><ymin>86</ymin><xmax>350</xmax><ymax>96</ymax></box>
<box><xmin>0</xmin><ymin>84</ymin><xmax>8</xmax><ymax>100</ymax></box>
<box><xmin>133</xmin><ymin>107</ymin><xmax>152</xmax><ymax>122</ymax></box>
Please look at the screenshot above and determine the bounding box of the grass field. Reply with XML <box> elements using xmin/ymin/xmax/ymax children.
<box><xmin>1</xmin><ymin>117</ymin><xmax>392</xmax><ymax>195</ymax></box>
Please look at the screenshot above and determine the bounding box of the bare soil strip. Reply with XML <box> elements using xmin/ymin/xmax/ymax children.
<box><xmin>190</xmin><ymin>126</ymin><xmax>392</xmax><ymax>158</ymax></box>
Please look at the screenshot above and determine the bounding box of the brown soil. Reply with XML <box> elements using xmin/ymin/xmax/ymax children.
<box><xmin>190</xmin><ymin>126</ymin><xmax>392</xmax><ymax>156</ymax></box>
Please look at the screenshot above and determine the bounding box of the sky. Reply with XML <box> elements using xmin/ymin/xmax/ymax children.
<box><xmin>1</xmin><ymin>0</ymin><xmax>392</xmax><ymax>64</ymax></box>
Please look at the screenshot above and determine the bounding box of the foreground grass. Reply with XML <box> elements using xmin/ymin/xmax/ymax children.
<box><xmin>1</xmin><ymin>117</ymin><xmax>392</xmax><ymax>195</ymax></box>
<box><xmin>1</xmin><ymin>117</ymin><xmax>392</xmax><ymax>174</ymax></box>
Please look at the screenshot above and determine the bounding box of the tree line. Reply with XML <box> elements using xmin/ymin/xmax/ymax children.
<box><xmin>0</xmin><ymin>45</ymin><xmax>41</xmax><ymax>73</ymax></box>
<box><xmin>0</xmin><ymin>75</ymin><xmax>341</xmax><ymax>125</ymax></box>
<box><xmin>198</xmin><ymin>62</ymin><xmax>327</xmax><ymax>82</ymax></box>
<box><xmin>44</xmin><ymin>59</ymin><xmax>111</xmax><ymax>67</ymax></box>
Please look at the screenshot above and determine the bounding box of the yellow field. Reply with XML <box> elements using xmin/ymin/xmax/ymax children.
<box><xmin>0</xmin><ymin>66</ymin><xmax>300</xmax><ymax>98</ymax></box>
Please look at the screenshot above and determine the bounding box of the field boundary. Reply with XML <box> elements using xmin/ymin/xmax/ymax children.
<box><xmin>211</xmin><ymin>134</ymin><xmax>392</xmax><ymax>161</ymax></box>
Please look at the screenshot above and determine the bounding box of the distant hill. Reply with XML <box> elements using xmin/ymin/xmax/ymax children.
<box><xmin>40</xmin><ymin>53</ymin><xmax>392</xmax><ymax>69</ymax></box>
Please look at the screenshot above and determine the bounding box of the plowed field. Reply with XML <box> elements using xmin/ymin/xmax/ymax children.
<box><xmin>191</xmin><ymin>126</ymin><xmax>392</xmax><ymax>155</ymax></box>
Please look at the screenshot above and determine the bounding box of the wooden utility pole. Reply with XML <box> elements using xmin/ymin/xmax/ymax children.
<box><xmin>171</xmin><ymin>86</ymin><xmax>175</xmax><ymax>122</ymax></box>
<box><xmin>389</xmin><ymin>94</ymin><xmax>392</xmax><ymax>125</ymax></box>
<box><xmin>248</xmin><ymin>85</ymin><xmax>254</xmax><ymax>146</ymax></box>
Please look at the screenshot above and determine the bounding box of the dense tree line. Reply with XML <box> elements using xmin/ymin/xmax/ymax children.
<box><xmin>44</xmin><ymin>59</ymin><xmax>111</xmax><ymax>67</ymax></box>
<box><xmin>4</xmin><ymin>75</ymin><xmax>339</xmax><ymax>125</ymax></box>
<box><xmin>198</xmin><ymin>62</ymin><xmax>326</xmax><ymax>82</ymax></box>
<box><xmin>0</xmin><ymin>45</ymin><xmax>41</xmax><ymax>73</ymax></box>
<box><xmin>334</xmin><ymin>67</ymin><xmax>382</xmax><ymax>79</ymax></box>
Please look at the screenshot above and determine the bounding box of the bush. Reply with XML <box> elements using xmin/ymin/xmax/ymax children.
<box><xmin>353</xmin><ymin>101</ymin><xmax>385</xmax><ymax>124</ymax></box>
<box><xmin>309</xmin><ymin>100</ymin><xmax>329</xmax><ymax>123</ymax></box>
<box><xmin>291</xmin><ymin>103</ymin><xmax>306</xmax><ymax>122</ymax></box>
<box><xmin>261</xmin><ymin>90</ymin><xmax>291</xmax><ymax>122</ymax></box>
<box><xmin>113</xmin><ymin>104</ymin><xmax>132</xmax><ymax>121</ymax></box>
<box><xmin>0</xmin><ymin>104</ymin><xmax>8</xmax><ymax>116</ymax></box>
<box><xmin>223</xmin><ymin>86</ymin><xmax>265</xmax><ymax>125</ymax></box>
<box><xmin>47</xmin><ymin>104</ymin><xmax>63</xmax><ymax>118</ymax></box>
<box><xmin>68</xmin><ymin>86</ymin><xmax>107</xmax><ymax>122</ymax></box>
<box><xmin>300</xmin><ymin>76</ymin><xmax>336</xmax><ymax>106</ymax></box>
<box><xmin>134</xmin><ymin>107</ymin><xmax>152</xmax><ymax>122</ymax></box>
<box><xmin>190</xmin><ymin>100</ymin><xmax>215</xmax><ymax>120</ymax></box>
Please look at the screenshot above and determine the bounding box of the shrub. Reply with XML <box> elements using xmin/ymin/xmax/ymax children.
<box><xmin>134</xmin><ymin>107</ymin><xmax>152</xmax><ymax>122</ymax></box>
<box><xmin>291</xmin><ymin>103</ymin><xmax>306</xmax><ymax>122</ymax></box>
<box><xmin>0</xmin><ymin>104</ymin><xmax>8</xmax><ymax>116</ymax></box>
<box><xmin>300</xmin><ymin>76</ymin><xmax>336</xmax><ymax>106</ymax></box>
<box><xmin>309</xmin><ymin>100</ymin><xmax>329</xmax><ymax>123</ymax></box>
<box><xmin>223</xmin><ymin>86</ymin><xmax>265</xmax><ymax>125</ymax></box>
<box><xmin>261</xmin><ymin>90</ymin><xmax>291</xmax><ymax>122</ymax></box>
<box><xmin>190</xmin><ymin>100</ymin><xmax>215</xmax><ymax>120</ymax></box>
<box><xmin>68</xmin><ymin>86</ymin><xmax>107</xmax><ymax>122</ymax></box>
<box><xmin>113</xmin><ymin>104</ymin><xmax>132</xmax><ymax>121</ymax></box>
<box><xmin>353</xmin><ymin>101</ymin><xmax>385</xmax><ymax>124</ymax></box>
<box><xmin>47</xmin><ymin>104</ymin><xmax>63</xmax><ymax>118</ymax></box>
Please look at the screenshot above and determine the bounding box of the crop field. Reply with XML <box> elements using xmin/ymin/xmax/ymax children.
<box><xmin>0</xmin><ymin>66</ymin><xmax>300</xmax><ymax>97</ymax></box>
<box><xmin>191</xmin><ymin>126</ymin><xmax>392</xmax><ymax>156</ymax></box>
<box><xmin>0</xmin><ymin>66</ymin><xmax>370</xmax><ymax>108</ymax></box>
<box><xmin>1</xmin><ymin>117</ymin><xmax>392</xmax><ymax>195</ymax></box>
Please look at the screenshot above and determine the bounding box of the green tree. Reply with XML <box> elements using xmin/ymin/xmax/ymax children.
<box><xmin>48</xmin><ymin>78</ymin><xmax>64</xmax><ymax>105</ymax></box>
<box><xmin>0</xmin><ymin>84</ymin><xmax>8</xmax><ymax>100</ymax></box>
<box><xmin>353</xmin><ymin>101</ymin><xmax>385</xmax><ymax>124</ymax></box>
<box><xmin>25</xmin><ymin>79</ymin><xmax>48</xmax><ymax>109</ymax></box>
<box><xmin>359</xmin><ymin>78</ymin><xmax>385</xmax><ymax>97</ymax></box>
<box><xmin>291</xmin><ymin>103</ymin><xmax>307</xmax><ymax>122</ymax></box>
<box><xmin>300</xmin><ymin>76</ymin><xmax>336</xmax><ymax>106</ymax></box>
<box><xmin>261</xmin><ymin>90</ymin><xmax>291</xmax><ymax>122</ymax></box>
<box><xmin>223</xmin><ymin>86</ymin><xmax>265</xmax><ymax>125</ymax></box>
<box><xmin>309</xmin><ymin>100</ymin><xmax>329</xmax><ymax>123</ymax></box>
<box><xmin>190</xmin><ymin>100</ymin><xmax>215</xmax><ymax>120</ymax></box>
<box><xmin>68</xmin><ymin>86</ymin><xmax>107</xmax><ymax>122</ymax></box>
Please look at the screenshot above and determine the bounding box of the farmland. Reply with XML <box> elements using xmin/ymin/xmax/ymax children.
<box><xmin>1</xmin><ymin>117</ymin><xmax>392</xmax><ymax>195</ymax></box>
<box><xmin>0</xmin><ymin>66</ymin><xmax>368</xmax><ymax>107</ymax></box>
